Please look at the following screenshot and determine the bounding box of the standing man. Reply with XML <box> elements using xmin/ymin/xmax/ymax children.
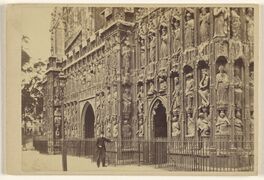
<box><xmin>96</xmin><ymin>131</ymin><xmax>112</xmax><ymax>167</ymax></box>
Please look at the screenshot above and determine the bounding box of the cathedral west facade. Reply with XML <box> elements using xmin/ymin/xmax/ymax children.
<box><xmin>43</xmin><ymin>6</ymin><xmax>255</xmax><ymax>154</ymax></box>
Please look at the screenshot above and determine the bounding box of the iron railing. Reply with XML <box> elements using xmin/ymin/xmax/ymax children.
<box><xmin>32</xmin><ymin>138</ymin><xmax>254</xmax><ymax>172</ymax></box>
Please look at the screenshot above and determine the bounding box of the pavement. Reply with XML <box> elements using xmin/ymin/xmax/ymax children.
<box><xmin>22</xmin><ymin>150</ymin><xmax>168</xmax><ymax>174</ymax></box>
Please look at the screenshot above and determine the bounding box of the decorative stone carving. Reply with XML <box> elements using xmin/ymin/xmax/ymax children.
<box><xmin>213</xmin><ymin>7</ymin><xmax>229</xmax><ymax>37</ymax></box>
<box><xmin>200</xmin><ymin>8</ymin><xmax>210</xmax><ymax>43</ymax></box>
<box><xmin>172</xmin><ymin>76</ymin><xmax>181</xmax><ymax>111</ymax></box>
<box><xmin>158</xmin><ymin>68</ymin><xmax>167</xmax><ymax>92</ymax></box>
<box><xmin>184</xmin><ymin>9</ymin><xmax>195</xmax><ymax>48</ymax></box>
<box><xmin>197</xmin><ymin>112</ymin><xmax>210</xmax><ymax>137</ymax></box>
<box><xmin>137</xmin><ymin>116</ymin><xmax>144</xmax><ymax>137</ymax></box>
<box><xmin>122</xmin><ymin>120</ymin><xmax>132</xmax><ymax>139</ymax></box>
<box><xmin>122</xmin><ymin>87</ymin><xmax>132</xmax><ymax>116</ymax></box>
<box><xmin>198</xmin><ymin>68</ymin><xmax>210</xmax><ymax>107</ymax></box>
<box><xmin>216</xmin><ymin>65</ymin><xmax>229</xmax><ymax>106</ymax></box>
<box><xmin>138</xmin><ymin>21</ymin><xmax>147</xmax><ymax>68</ymax></box>
<box><xmin>234</xmin><ymin>68</ymin><xmax>243</xmax><ymax>108</ymax></box>
<box><xmin>185</xmin><ymin>73</ymin><xmax>194</xmax><ymax>110</ymax></box>
<box><xmin>105</xmin><ymin>119</ymin><xmax>112</xmax><ymax>138</ymax></box>
<box><xmin>234</xmin><ymin>110</ymin><xmax>243</xmax><ymax>135</ymax></box>
<box><xmin>231</xmin><ymin>8</ymin><xmax>241</xmax><ymax>39</ymax></box>
<box><xmin>106</xmin><ymin>87</ymin><xmax>112</xmax><ymax>115</ymax></box>
<box><xmin>112</xmin><ymin>85</ymin><xmax>118</xmax><ymax>115</ymax></box>
<box><xmin>54</xmin><ymin>107</ymin><xmax>61</xmax><ymax>116</ymax></box>
<box><xmin>215</xmin><ymin>110</ymin><xmax>230</xmax><ymax>135</ymax></box>
<box><xmin>160</xmin><ymin>26</ymin><xmax>169</xmax><ymax>59</ymax></box>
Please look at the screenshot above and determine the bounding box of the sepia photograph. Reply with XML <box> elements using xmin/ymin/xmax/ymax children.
<box><xmin>4</xmin><ymin>4</ymin><xmax>260</xmax><ymax>175</ymax></box>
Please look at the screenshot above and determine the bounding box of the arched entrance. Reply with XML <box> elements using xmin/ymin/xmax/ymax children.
<box><xmin>153</xmin><ymin>101</ymin><xmax>167</xmax><ymax>138</ymax></box>
<box><xmin>150</xmin><ymin>99</ymin><xmax>168</xmax><ymax>164</ymax></box>
<box><xmin>82</xmin><ymin>102</ymin><xmax>95</xmax><ymax>139</ymax></box>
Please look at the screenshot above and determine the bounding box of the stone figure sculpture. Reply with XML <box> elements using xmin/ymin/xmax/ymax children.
<box><xmin>197</xmin><ymin>112</ymin><xmax>210</xmax><ymax>136</ymax></box>
<box><xmin>149</xmin><ymin>31</ymin><xmax>156</xmax><ymax>62</ymax></box>
<box><xmin>234</xmin><ymin>68</ymin><xmax>243</xmax><ymax>107</ymax></box>
<box><xmin>171</xmin><ymin>112</ymin><xmax>181</xmax><ymax>137</ymax></box>
<box><xmin>198</xmin><ymin>69</ymin><xmax>210</xmax><ymax>107</ymax></box>
<box><xmin>249</xmin><ymin>70</ymin><xmax>254</xmax><ymax>107</ymax></box>
<box><xmin>160</xmin><ymin>27</ymin><xmax>169</xmax><ymax>59</ymax></box>
<box><xmin>137</xmin><ymin>118</ymin><xmax>144</xmax><ymax>137</ymax></box>
<box><xmin>216</xmin><ymin>65</ymin><xmax>229</xmax><ymax>106</ymax></box>
<box><xmin>200</xmin><ymin>8</ymin><xmax>210</xmax><ymax>43</ymax></box>
<box><xmin>139</xmin><ymin>36</ymin><xmax>146</xmax><ymax>67</ymax></box>
<box><xmin>122</xmin><ymin>87</ymin><xmax>132</xmax><ymax>114</ymax></box>
<box><xmin>185</xmin><ymin>73</ymin><xmax>194</xmax><ymax>110</ymax></box>
<box><xmin>216</xmin><ymin>110</ymin><xmax>230</xmax><ymax>135</ymax></box>
<box><xmin>231</xmin><ymin>8</ymin><xmax>241</xmax><ymax>39</ymax></box>
<box><xmin>246</xmin><ymin>8</ymin><xmax>254</xmax><ymax>42</ymax></box>
<box><xmin>213</xmin><ymin>7</ymin><xmax>228</xmax><ymax>37</ymax></box>
<box><xmin>186</xmin><ymin>111</ymin><xmax>195</xmax><ymax>137</ymax></box>
<box><xmin>172</xmin><ymin>19</ymin><xmax>181</xmax><ymax>54</ymax></box>
<box><xmin>137</xmin><ymin>85</ymin><xmax>144</xmax><ymax>115</ymax></box>
<box><xmin>172</xmin><ymin>76</ymin><xmax>181</xmax><ymax>110</ymax></box>
<box><xmin>112</xmin><ymin>116</ymin><xmax>119</xmax><ymax>138</ymax></box>
<box><xmin>234</xmin><ymin>111</ymin><xmax>243</xmax><ymax>135</ymax></box>
<box><xmin>185</xmin><ymin>12</ymin><xmax>194</xmax><ymax>48</ymax></box>
<box><xmin>148</xmin><ymin>81</ymin><xmax>156</xmax><ymax>96</ymax></box>
<box><xmin>122</xmin><ymin>120</ymin><xmax>132</xmax><ymax>139</ymax></box>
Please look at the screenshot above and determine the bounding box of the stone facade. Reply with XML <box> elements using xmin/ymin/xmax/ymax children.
<box><xmin>44</xmin><ymin>7</ymin><xmax>255</xmax><ymax>153</ymax></box>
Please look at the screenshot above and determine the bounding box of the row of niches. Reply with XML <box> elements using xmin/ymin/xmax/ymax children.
<box><xmin>136</xmin><ymin>57</ymin><xmax>254</xmax><ymax>138</ymax></box>
<box><xmin>135</xmin><ymin>7</ymin><xmax>254</xmax><ymax>69</ymax></box>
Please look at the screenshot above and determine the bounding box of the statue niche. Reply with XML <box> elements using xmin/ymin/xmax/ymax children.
<box><xmin>184</xmin><ymin>9</ymin><xmax>195</xmax><ymax>49</ymax></box>
<box><xmin>171</xmin><ymin>111</ymin><xmax>181</xmax><ymax>137</ymax></box>
<box><xmin>198</xmin><ymin>67</ymin><xmax>210</xmax><ymax>108</ymax></box>
<box><xmin>234</xmin><ymin>65</ymin><xmax>244</xmax><ymax>108</ymax></box>
<box><xmin>148</xmin><ymin>30</ymin><xmax>157</xmax><ymax>63</ymax></box>
<box><xmin>231</xmin><ymin>8</ymin><xmax>241</xmax><ymax>40</ymax></box>
<box><xmin>215</xmin><ymin>110</ymin><xmax>230</xmax><ymax>135</ymax></box>
<box><xmin>185</xmin><ymin>71</ymin><xmax>194</xmax><ymax>111</ymax></box>
<box><xmin>121</xmin><ymin>36</ymin><xmax>131</xmax><ymax>73</ymax></box>
<box><xmin>234</xmin><ymin>110</ymin><xmax>243</xmax><ymax>135</ymax></box>
<box><xmin>216</xmin><ymin>64</ymin><xmax>229</xmax><ymax>107</ymax></box>
<box><xmin>160</xmin><ymin>26</ymin><xmax>169</xmax><ymax>59</ymax></box>
<box><xmin>137</xmin><ymin>84</ymin><xmax>144</xmax><ymax>116</ymax></box>
<box><xmin>186</xmin><ymin>109</ymin><xmax>196</xmax><ymax>137</ymax></box>
<box><xmin>172</xmin><ymin>76</ymin><xmax>181</xmax><ymax>111</ymax></box>
<box><xmin>249</xmin><ymin>63</ymin><xmax>254</xmax><ymax>108</ymax></box>
<box><xmin>199</xmin><ymin>7</ymin><xmax>210</xmax><ymax>43</ymax></box>
<box><xmin>197</xmin><ymin>112</ymin><xmax>210</xmax><ymax>137</ymax></box>
<box><xmin>246</xmin><ymin>8</ymin><xmax>254</xmax><ymax>43</ymax></box>
<box><xmin>171</xmin><ymin>17</ymin><xmax>181</xmax><ymax>54</ymax></box>
<box><xmin>213</xmin><ymin>7</ymin><xmax>229</xmax><ymax>37</ymax></box>
<box><xmin>122</xmin><ymin>87</ymin><xmax>132</xmax><ymax>118</ymax></box>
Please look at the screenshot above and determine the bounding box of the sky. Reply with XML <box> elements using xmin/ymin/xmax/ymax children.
<box><xmin>21</xmin><ymin>6</ymin><xmax>53</xmax><ymax>63</ymax></box>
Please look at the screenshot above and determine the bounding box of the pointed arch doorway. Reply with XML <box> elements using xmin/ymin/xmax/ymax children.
<box><xmin>150</xmin><ymin>99</ymin><xmax>168</xmax><ymax>164</ymax></box>
<box><xmin>82</xmin><ymin>102</ymin><xmax>95</xmax><ymax>139</ymax></box>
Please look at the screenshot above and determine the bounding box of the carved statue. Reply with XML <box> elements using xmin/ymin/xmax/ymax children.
<box><xmin>137</xmin><ymin>118</ymin><xmax>144</xmax><ymax>137</ymax></box>
<box><xmin>185</xmin><ymin>12</ymin><xmax>195</xmax><ymax>48</ymax></box>
<box><xmin>246</xmin><ymin>8</ymin><xmax>254</xmax><ymax>42</ymax></box>
<box><xmin>249</xmin><ymin>70</ymin><xmax>254</xmax><ymax>107</ymax></box>
<box><xmin>112</xmin><ymin>120</ymin><xmax>119</xmax><ymax>138</ymax></box>
<box><xmin>198</xmin><ymin>68</ymin><xmax>210</xmax><ymax>107</ymax></box>
<box><xmin>216</xmin><ymin>110</ymin><xmax>230</xmax><ymax>135</ymax></box>
<box><xmin>105</xmin><ymin>120</ymin><xmax>112</xmax><ymax>138</ymax></box>
<box><xmin>106</xmin><ymin>87</ymin><xmax>112</xmax><ymax>115</ymax></box>
<box><xmin>200</xmin><ymin>8</ymin><xmax>210</xmax><ymax>43</ymax></box>
<box><xmin>112</xmin><ymin>85</ymin><xmax>118</xmax><ymax>115</ymax></box>
<box><xmin>137</xmin><ymin>85</ymin><xmax>144</xmax><ymax>115</ymax></box>
<box><xmin>122</xmin><ymin>87</ymin><xmax>132</xmax><ymax>114</ymax></box>
<box><xmin>216</xmin><ymin>65</ymin><xmax>229</xmax><ymax>106</ymax></box>
<box><xmin>149</xmin><ymin>31</ymin><xmax>156</xmax><ymax>62</ymax></box>
<box><xmin>234</xmin><ymin>111</ymin><xmax>243</xmax><ymax>135</ymax></box>
<box><xmin>54</xmin><ymin>108</ymin><xmax>61</xmax><ymax>116</ymax></box>
<box><xmin>139</xmin><ymin>36</ymin><xmax>146</xmax><ymax>68</ymax></box>
<box><xmin>234</xmin><ymin>68</ymin><xmax>243</xmax><ymax>107</ymax></box>
<box><xmin>185</xmin><ymin>73</ymin><xmax>194</xmax><ymax>110</ymax></box>
<box><xmin>250</xmin><ymin>111</ymin><xmax>254</xmax><ymax>133</ymax></box>
<box><xmin>213</xmin><ymin>7</ymin><xmax>228</xmax><ymax>37</ymax></box>
<box><xmin>231</xmin><ymin>8</ymin><xmax>241</xmax><ymax>39</ymax></box>
<box><xmin>122</xmin><ymin>37</ymin><xmax>131</xmax><ymax>72</ymax></box>
<box><xmin>147</xmin><ymin>81</ymin><xmax>156</xmax><ymax>96</ymax></box>
<box><xmin>172</xmin><ymin>19</ymin><xmax>181</xmax><ymax>54</ymax></box>
<box><xmin>160</xmin><ymin>27</ymin><xmax>169</xmax><ymax>59</ymax></box>
<box><xmin>122</xmin><ymin>120</ymin><xmax>132</xmax><ymax>139</ymax></box>
<box><xmin>96</xmin><ymin>123</ymin><xmax>102</xmax><ymax>137</ymax></box>
<box><xmin>172</xmin><ymin>76</ymin><xmax>181</xmax><ymax>110</ymax></box>
<box><xmin>197</xmin><ymin>112</ymin><xmax>210</xmax><ymax>137</ymax></box>
<box><xmin>171</xmin><ymin>112</ymin><xmax>181</xmax><ymax>137</ymax></box>
<box><xmin>158</xmin><ymin>70</ymin><xmax>167</xmax><ymax>92</ymax></box>
<box><xmin>186</xmin><ymin>111</ymin><xmax>195</xmax><ymax>137</ymax></box>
